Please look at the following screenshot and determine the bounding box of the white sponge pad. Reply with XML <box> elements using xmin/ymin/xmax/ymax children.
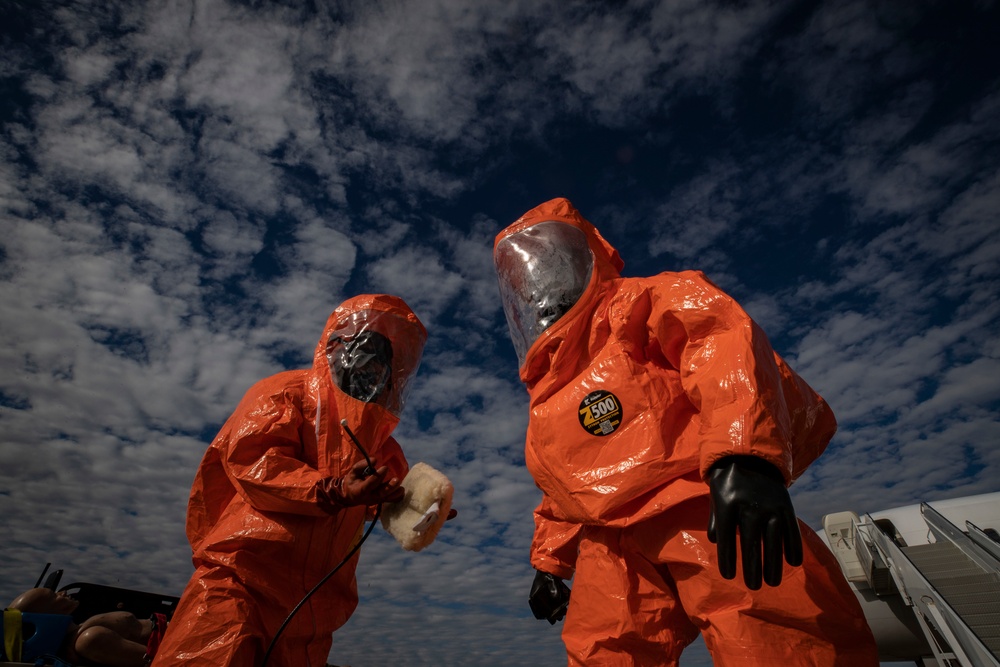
<box><xmin>380</xmin><ymin>462</ymin><xmax>454</xmax><ymax>552</ymax></box>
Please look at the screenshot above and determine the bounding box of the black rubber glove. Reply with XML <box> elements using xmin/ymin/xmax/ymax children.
<box><xmin>528</xmin><ymin>570</ymin><xmax>571</xmax><ymax>624</ymax></box>
<box><xmin>707</xmin><ymin>455</ymin><xmax>803</xmax><ymax>590</ymax></box>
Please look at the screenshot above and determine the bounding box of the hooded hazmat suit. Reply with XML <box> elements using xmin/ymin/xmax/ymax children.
<box><xmin>153</xmin><ymin>294</ymin><xmax>426</xmax><ymax>667</ymax></box>
<box><xmin>494</xmin><ymin>198</ymin><xmax>877</xmax><ymax>666</ymax></box>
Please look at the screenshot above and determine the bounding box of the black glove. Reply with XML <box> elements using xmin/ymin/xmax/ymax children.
<box><xmin>528</xmin><ymin>570</ymin><xmax>571</xmax><ymax>624</ymax></box>
<box><xmin>707</xmin><ymin>455</ymin><xmax>803</xmax><ymax>590</ymax></box>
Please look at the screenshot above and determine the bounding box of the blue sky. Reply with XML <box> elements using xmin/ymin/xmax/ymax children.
<box><xmin>1</xmin><ymin>1</ymin><xmax>998</xmax><ymax>665</ymax></box>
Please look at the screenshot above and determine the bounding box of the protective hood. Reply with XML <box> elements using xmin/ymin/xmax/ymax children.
<box><xmin>315</xmin><ymin>294</ymin><xmax>427</xmax><ymax>422</ymax></box>
<box><xmin>494</xmin><ymin>198</ymin><xmax>623</xmax><ymax>369</ymax></box>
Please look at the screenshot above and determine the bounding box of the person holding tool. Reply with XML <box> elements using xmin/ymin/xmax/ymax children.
<box><xmin>493</xmin><ymin>198</ymin><xmax>878</xmax><ymax>666</ymax></box>
<box><xmin>154</xmin><ymin>294</ymin><xmax>430</xmax><ymax>667</ymax></box>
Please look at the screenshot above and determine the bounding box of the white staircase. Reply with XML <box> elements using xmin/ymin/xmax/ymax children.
<box><xmin>823</xmin><ymin>493</ymin><xmax>1000</xmax><ymax>667</ymax></box>
<box><xmin>902</xmin><ymin>539</ymin><xmax>1000</xmax><ymax>658</ymax></box>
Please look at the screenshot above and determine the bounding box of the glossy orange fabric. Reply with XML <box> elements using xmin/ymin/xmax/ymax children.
<box><xmin>563</xmin><ymin>497</ymin><xmax>877</xmax><ymax>666</ymax></box>
<box><xmin>496</xmin><ymin>199</ymin><xmax>875</xmax><ymax>663</ymax></box>
<box><xmin>153</xmin><ymin>295</ymin><xmax>425</xmax><ymax>667</ymax></box>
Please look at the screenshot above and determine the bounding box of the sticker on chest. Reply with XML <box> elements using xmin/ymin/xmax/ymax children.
<box><xmin>578</xmin><ymin>390</ymin><xmax>623</xmax><ymax>436</ymax></box>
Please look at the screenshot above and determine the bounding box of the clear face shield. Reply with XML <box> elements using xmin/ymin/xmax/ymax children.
<box><xmin>325</xmin><ymin>309</ymin><xmax>424</xmax><ymax>417</ymax></box>
<box><xmin>494</xmin><ymin>221</ymin><xmax>594</xmax><ymax>366</ymax></box>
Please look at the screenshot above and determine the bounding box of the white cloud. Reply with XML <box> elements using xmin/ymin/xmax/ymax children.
<box><xmin>366</xmin><ymin>245</ymin><xmax>466</xmax><ymax>324</ymax></box>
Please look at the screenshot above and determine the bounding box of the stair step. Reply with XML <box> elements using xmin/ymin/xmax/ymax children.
<box><xmin>901</xmin><ymin>539</ymin><xmax>1000</xmax><ymax>658</ymax></box>
<box><xmin>938</xmin><ymin>587</ymin><xmax>1000</xmax><ymax>609</ymax></box>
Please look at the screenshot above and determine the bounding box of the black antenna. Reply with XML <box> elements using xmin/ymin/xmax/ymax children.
<box><xmin>341</xmin><ymin>419</ymin><xmax>375</xmax><ymax>476</ymax></box>
<box><xmin>34</xmin><ymin>562</ymin><xmax>51</xmax><ymax>588</ymax></box>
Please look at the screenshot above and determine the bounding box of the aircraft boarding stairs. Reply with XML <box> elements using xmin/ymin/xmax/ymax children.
<box><xmin>824</xmin><ymin>495</ymin><xmax>1000</xmax><ymax>666</ymax></box>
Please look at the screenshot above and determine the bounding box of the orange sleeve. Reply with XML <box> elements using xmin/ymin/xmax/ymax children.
<box><xmin>649</xmin><ymin>271</ymin><xmax>816</xmax><ymax>484</ymax></box>
<box><xmin>529</xmin><ymin>493</ymin><xmax>582</xmax><ymax>580</ymax></box>
<box><xmin>776</xmin><ymin>352</ymin><xmax>837</xmax><ymax>481</ymax></box>
<box><xmin>219</xmin><ymin>382</ymin><xmax>331</xmax><ymax>516</ymax></box>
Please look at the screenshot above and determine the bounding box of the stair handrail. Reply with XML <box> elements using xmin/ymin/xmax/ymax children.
<box><xmin>966</xmin><ymin>520</ymin><xmax>1000</xmax><ymax>564</ymax></box>
<box><xmin>921</xmin><ymin>503</ymin><xmax>1000</xmax><ymax>575</ymax></box>
<box><xmin>865</xmin><ymin>513</ymin><xmax>1000</xmax><ymax>666</ymax></box>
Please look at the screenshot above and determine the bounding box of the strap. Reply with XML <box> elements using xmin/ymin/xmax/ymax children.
<box><xmin>3</xmin><ymin>608</ymin><xmax>23</xmax><ymax>661</ymax></box>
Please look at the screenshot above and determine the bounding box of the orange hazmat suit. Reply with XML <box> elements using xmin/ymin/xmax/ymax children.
<box><xmin>494</xmin><ymin>198</ymin><xmax>877</xmax><ymax>666</ymax></box>
<box><xmin>153</xmin><ymin>294</ymin><xmax>426</xmax><ymax>667</ymax></box>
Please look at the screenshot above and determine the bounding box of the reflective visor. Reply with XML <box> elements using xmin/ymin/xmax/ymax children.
<box><xmin>325</xmin><ymin>308</ymin><xmax>424</xmax><ymax>416</ymax></box>
<box><xmin>494</xmin><ymin>221</ymin><xmax>593</xmax><ymax>366</ymax></box>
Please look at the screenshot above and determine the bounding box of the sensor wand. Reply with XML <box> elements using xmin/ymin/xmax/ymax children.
<box><xmin>340</xmin><ymin>419</ymin><xmax>376</xmax><ymax>477</ymax></box>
